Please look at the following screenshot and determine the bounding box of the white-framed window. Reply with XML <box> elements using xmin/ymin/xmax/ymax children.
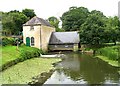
<box><xmin>30</xmin><ymin>26</ymin><xmax>34</xmax><ymax>30</ymax></box>
<box><xmin>31</xmin><ymin>37</ymin><xmax>34</xmax><ymax>46</ymax></box>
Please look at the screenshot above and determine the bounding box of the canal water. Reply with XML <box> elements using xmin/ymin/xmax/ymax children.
<box><xmin>44</xmin><ymin>52</ymin><xmax>120</xmax><ymax>85</ymax></box>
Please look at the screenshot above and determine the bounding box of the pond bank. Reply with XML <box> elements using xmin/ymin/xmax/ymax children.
<box><xmin>95</xmin><ymin>46</ymin><xmax>119</xmax><ymax>68</ymax></box>
<box><xmin>82</xmin><ymin>45</ymin><xmax>119</xmax><ymax>67</ymax></box>
<box><xmin>1</xmin><ymin>58</ymin><xmax>61</xmax><ymax>84</ymax></box>
<box><xmin>95</xmin><ymin>55</ymin><xmax>119</xmax><ymax>67</ymax></box>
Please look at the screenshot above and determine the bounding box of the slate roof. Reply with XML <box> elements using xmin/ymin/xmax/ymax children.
<box><xmin>49</xmin><ymin>32</ymin><xmax>80</xmax><ymax>44</ymax></box>
<box><xmin>23</xmin><ymin>16</ymin><xmax>52</xmax><ymax>26</ymax></box>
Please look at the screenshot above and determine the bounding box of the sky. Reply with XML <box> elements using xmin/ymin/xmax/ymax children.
<box><xmin>0</xmin><ymin>0</ymin><xmax>119</xmax><ymax>20</ymax></box>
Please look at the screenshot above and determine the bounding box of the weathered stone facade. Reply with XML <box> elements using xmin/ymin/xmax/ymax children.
<box><xmin>40</xmin><ymin>25</ymin><xmax>55</xmax><ymax>50</ymax></box>
<box><xmin>23</xmin><ymin>16</ymin><xmax>55</xmax><ymax>51</ymax></box>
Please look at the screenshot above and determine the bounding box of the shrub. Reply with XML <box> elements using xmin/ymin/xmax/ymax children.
<box><xmin>97</xmin><ymin>46</ymin><xmax>120</xmax><ymax>61</ymax></box>
<box><xmin>2</xmin><ymin>37</ymin><xmax>15</xmax><ymax>46</ymax></box>
<box><xmin>20</xmin><ymin>47</ymin><xmax>44</xmax><ymax>60</ymax></box>
<box><xmin>14</xmin><ymin>38</ymin><xmax>23</xmax><ymax>46</ymax></box>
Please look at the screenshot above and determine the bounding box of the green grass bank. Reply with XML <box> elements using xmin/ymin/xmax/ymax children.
<box><xmin>1</xmin><ymin>45</ymin><xmax>44</xmax><ymax>71</ymax></box>
<box><xmin>96</xmin><ymin>46</ymin><xmax>120</xmax><ymax>67</ymax></box>
<box><xmin>0</xmin><ymin>58</ymin><xmax>61</xmax><ymax>84</ymax></box>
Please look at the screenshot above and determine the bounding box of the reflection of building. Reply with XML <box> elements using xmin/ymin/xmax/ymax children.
<box><xmin>56</xmin><ymin>54</ymin><xmax>80</xmax><ymax>71</ymax></box>
<box><xmin>23</xmin><ymin>16</ymin><xmax>80</xmax><ymax>51</ymax></box>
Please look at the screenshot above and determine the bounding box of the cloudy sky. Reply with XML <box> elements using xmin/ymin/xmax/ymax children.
<box><xmin>0</xmin><ymin>0</ymin><xmax>119</xmax><ymax>19</ymax></box>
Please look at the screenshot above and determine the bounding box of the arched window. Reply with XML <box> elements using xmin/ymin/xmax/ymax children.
<box><xmin>31</xmin><ymin>37</ymin><xmax>34</xmax><ymax>46</ymax></box>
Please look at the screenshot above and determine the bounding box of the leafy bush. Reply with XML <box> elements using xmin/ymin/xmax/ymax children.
<box><xmin>14</xmin><ymin>38</ymin><xmax>23</xmax><ymax>46</ymax></box>
<box><xmin>2</xmin><ymin>37</ymin><xmax>15</xmax><ymax>46</ymax></box>
<box><xmin>97</xmin><ymin>46</ymin><xmax>120</xmax><ymax>61</ymax></box>
<box><xmin>20</xmin><ymin>47</ymin><xmax>44</xmax><ymax>60</ymax></box>
<box><xmin>2</xmin><ymin>37</ymin><xmax>23</xmax><ymax>46</ymax></box>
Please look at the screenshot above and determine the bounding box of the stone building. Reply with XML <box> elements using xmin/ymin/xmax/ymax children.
<box><xmin>23</xmin><ymin>16</ymin><xmax>80</xmax><ymax>51</ymax></box>
<box><xmin>49</xmin><ymin>32</ymin><xmax>80</xmax><ymax>51</ymax></box>
<box><xmin>23</xmin><ymin>16</ymin><xmax>55</xmax><ymax>51</ymax></box>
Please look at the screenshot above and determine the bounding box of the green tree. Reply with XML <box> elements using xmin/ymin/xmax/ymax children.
<box><xmin>22</xmin><ymin>9</ymin><xmax>36</xmax><ymax>19</ymax></box>
<box><xmin>9</xmin><ymin>10</ymin><xmax>19</xmax><ymax>13</ymax></box>
<box><xmin>80</xmin><ymin>10</ymin><xmax>107</xmax><ymax>45</ymax></box>
<box><xmin>118</xmin><ymin>19</ymin><xmax>120</xmax><ymax>41</ymax></box>
<box><xmin>48</xmin><ymin>16</ymin><xmax>59</xmax><ymax>28</ymax></box>
<box><xmin>48</xmin><ymin>16</ymin><xmax>64</xmax><ymax>32</ymax></box>
<box><xmin>10</xmin><ymin>12</ymin><xmax>29</xmax><ymax>34</ymax></box>
<box><xmin>61</xmin><ymin>6</ymin><xmax>89</xmax><ymax>31</ymax></box>
<box><xmin>2</xmin><ymin>12</ymin><xmax>15</xmax><ymax>35</ymax></box>
<box><xmin>2</xmin><ymin>11</ymin><xmax>28</xmax><ymax>35</ymax></box>
<box><xmin>105</xmin><ymin>16</ymin><xmax>120</xmax><ymax>45</ymax></box>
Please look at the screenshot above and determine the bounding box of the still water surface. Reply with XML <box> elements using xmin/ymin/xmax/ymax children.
<box><xmin>44</xmin><ymin>53</ymin><xmax>119</xmax><ymax>85</ymax></box>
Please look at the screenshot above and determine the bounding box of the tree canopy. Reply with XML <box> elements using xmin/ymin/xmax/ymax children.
<box><xmin>22</xmin><ymin>9</ymin><xmax>36</xmax><ymax>19</ymax></box>
<box><xmin>80</xmin><ymin>10</ymin><xmax>107</xmax><ymax>45</ymax></box>
<box><xmin>2</xmin><ymin>9</ymin><xmax>36</xmax><ymax>35</ymax></box>
<box><xmin>61</xmin><ymin>6</ymin><xmax>89</xmax><ymax>31</ymax></box>
<box><xmin>48</xmin><ymin>16</ymin><xmax>59</xmax><ymax>28</ymax></box>
<box><xmin>48</xmin><ymin>16</ymin><xmax>64</xmax><ymax>32</ymax></box>
<box><xmin>61</xmin><ymin>6</ymin><xmax>120</xmax><ymax>45</ymax></box>
<box><xmin>105</xmin><ymin>16</ymin><xmax>120</xmax><ymax>44</ymax></box>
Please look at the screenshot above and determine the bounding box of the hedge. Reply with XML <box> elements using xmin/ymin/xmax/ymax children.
<box><xmin>2</xmin><ymin>37</ymin><xmax>15</xmax><ymax>46</ymax></box>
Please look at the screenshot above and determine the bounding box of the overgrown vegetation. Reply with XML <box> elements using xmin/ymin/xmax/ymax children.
<box><xmin>96</xmin><ymin>46</ymin><xmax>120</xmax><ymax>67</ymax></box>
<box><xmin>1</xmin><ymin>36</ymin><xmax>23</xmax><ymax>46</ymax></box>
<box><xmin>82</xmin><ymin>44</ymin><xmax>120</xmax><ymax>67</ymax></box>
<box><xmin>97</xmin><ymin>46</ymin><xmax>120</xmax><ymax>61</ymax></box>
<box><xmin>2</xmin><ymin>37</ymin><xmax>15</xmax><ymax>46</ymax></box>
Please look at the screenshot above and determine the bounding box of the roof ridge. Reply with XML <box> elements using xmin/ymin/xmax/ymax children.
<box><xmin>53</xmin><ymin>31</ymin><xmax>78</xmax><ymax>33</ymax></box>
<box><xmin>23</xmin><ymin>16</ymin><xmax>51</xmax><ymax>26</ymax></box>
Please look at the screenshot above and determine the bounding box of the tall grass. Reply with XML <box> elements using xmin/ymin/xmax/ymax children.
<box><xmin>97</xmin><ymin>46</ymin><xmax>120</xmax><ymax>61</ymax></box>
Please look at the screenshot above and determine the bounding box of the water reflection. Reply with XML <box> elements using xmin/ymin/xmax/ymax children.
<box><xmin>44</xmin><ymin>53</ymin><xmax>119</xmax><ymax>84</ymax></box>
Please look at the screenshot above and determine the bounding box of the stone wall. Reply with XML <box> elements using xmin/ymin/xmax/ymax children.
<box><xmin>49</xmin><ymin>44</ymin><xmax>79</xmax><ymax>51</ymax></box>
<box><xmin>49</xmin><ymin>44</ymin><xmax>74</xmax><ymax>51</ymax></box>
<box><xmin>41</xmin><ymin>25</ymin><xmax>55</xmax><ymax>51</ymax></box>
<box><xmin>23</xmin><ymin>25</ymin><xmax>41</xmax><ymax>49</ymax></box>
<box><xmin>73</xmin><ymin>44</ymin><xmax>79</xmax><ymax>51</ymax></box>
<box><xmin>23</xmin><ymin>25</ymin><xmax>55</xmax><ymax>51</ymax></box>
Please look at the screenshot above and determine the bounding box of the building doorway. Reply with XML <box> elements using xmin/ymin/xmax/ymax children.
<box><xmin>26</xmin><ymin>37</ymin><xmax>30</xmax><ymax>46</ymax></box>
